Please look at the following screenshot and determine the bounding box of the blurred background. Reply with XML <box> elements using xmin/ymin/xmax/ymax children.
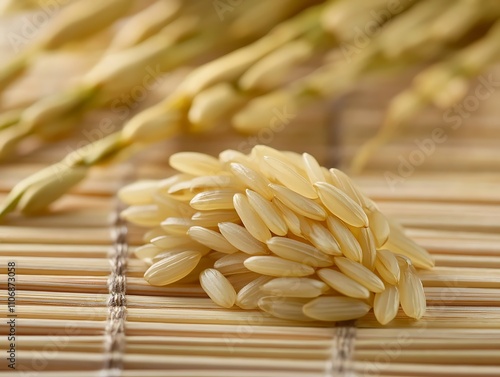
<box><xmin>1</xmin><ymin>0</ymin><xmax>500</xmax><ymax>189</ymax></box>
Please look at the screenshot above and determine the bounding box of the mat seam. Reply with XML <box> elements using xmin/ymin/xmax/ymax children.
<box><xmin>328</xmin><ymin>324</ymin><xmax>357</xmax><ymax>377</ymax></box>
<box><xmin>101</xmin><ymin>197</ymin><xmax>128</xmax><ymax>377</ymax></box>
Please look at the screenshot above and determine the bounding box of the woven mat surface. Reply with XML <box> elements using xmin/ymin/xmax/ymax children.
<box><xmin>1</xmin><ymin>10</ymin><xmax>500</xmax><ymax>377</ymax></box>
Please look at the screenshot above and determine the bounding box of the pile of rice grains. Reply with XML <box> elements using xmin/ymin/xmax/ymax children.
<box><xmin>120</xmin><ymin>146</ymin><xmax>434</xmax><ymax>325</ymax></box>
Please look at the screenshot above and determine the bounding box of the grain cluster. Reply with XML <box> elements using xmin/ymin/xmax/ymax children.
<box><xmin>120</xmin><ymin>146</ymin><xmax>434</xmax><ymax>325</ymax></box>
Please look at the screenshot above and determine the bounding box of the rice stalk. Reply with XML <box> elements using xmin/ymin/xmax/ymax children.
<box><xmin>0</xmin><ymin>0</ymin><xmax>134</xmax><ymax>94</ymax></box>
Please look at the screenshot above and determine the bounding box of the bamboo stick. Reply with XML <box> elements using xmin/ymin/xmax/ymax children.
<box><xmin>0</xmin><ymin>243</ymin><xmax>112</xmax><ymax>258</ymax></box>
<box><xmin>0</xmin><ymin>256</ymin><xmax>147</xmax><ymax>276</ymax></box>
<box><xmin>2</xmin><ymin>304</ymin><xmax>500</xmax><ymax>328</ymax></box>
<box><xmin>352</xmin><ymin>362</ymin><xmax>500</xmax><ymax>377</ymax></box>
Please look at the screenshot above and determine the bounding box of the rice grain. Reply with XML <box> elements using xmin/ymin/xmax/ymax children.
<box><xmin>302</xmin><ymin>152</ymin><xmax>325</xmax><ymax>184</ymax></box>
<box><xmin>359</xmin><ymin>228</ymin><xmax>377</xmax><ymax>271</ymax></box>
<box><xmin>272</xmin><ymin>198</ymin><xmax>302</xmax><ymax>236</ymax></box>
<box><xmin>121</xmin><ymin>205</ymin><xmax>164</xmax><ymax>227</ymax></box>
<box><xmin>161</xmin><ymin>217</ymin><xmax>196</xmax><ymax>235</ymax></box>
<box><xmin>258</xmin><ymin>297</ymin><xmax>313</xmax><ymax>322</ymax></box>
<box><xmin>375</xmin><ymin>249</ymin><xmax>400</xmax><ymax>285</ymax></box>
<box><xmin>326</xmin><ymin>216</ymin><xmax>362</xmax><ymax>262</ymax></box>
<box><xmin>301</xmin><ymin>218</ymin><xmax>342</xmax><ymax>256</ymax></box>
<box><xmin>218</xmin><ymin>222</ymin><xmax>269</xmax><ymax>255</ymax></box>
<box><xmin>243</xmin><ymin>256</ymin><xmax>315</xmax><ymax>277</ymax></box>
<box><xmin>399</xmin><ymin>265</ymin><xmax>426</xmax><ymax>320</ymax></box>
<box><xmin>374</xmin><ymin>285</ymin><xmax>400</xmax><ymax>325</ymax></box>
<box><xmin>191</xmin><ymin>210</ymin><xmax>241</xmax><ymax>227</ymax></box>
<box><xmin>314</xmin><ymin>182</ymin><xmax>369</xmax><ymax>227</ymax></box>
<box><xmin>169</xmin><ymin>152</ymin><xmax>222</xmax><ymax>176</ymax></box>
<box><xmin>233</xmin><ymin>193</ymin><xmax>272</xmax><ymax>242</ymax></box>
<box><xmin>261</xmin><ymin>277</ymin><xmax>329</xmax><ymax>298</ymax></box>
<box><xmin>144</xmin><ymin>250</ymin><xmax>202</xmax><ymax>286</ymax></box>
<box><xmin>367</xmin><ymin>209</ymin><xmax>391</xmax><ymax>248</ymax></box>
<box><xmin>269</xmin><ymin>183</ymin><xmax>327</xmax><ymax>221</ymax></box>
<box><xmin>266</xmin><ymin>237</ymin><xmax>334</xmax><ymax>267</ymax></box>
<box><xmin>317</xmin><ymin>268</ymin><xmax>370</xmax><ymax>299</ymax></box>
<box><xmin>229</xmin><ymin>162</ymin><xmax>274</xmax><ymax>200</ymax></box>
<box><xmin>190</xmin><ymin>189</ymin><xmax>240</xmax><ymax>211</ymax></box>
<box><xmin>199</xmin><ymin>268</ymin><xmax>237</xmax><ymax>308</ymax></box>
<box><xmin>263</xmin><ymin>156</ymin><xmax>318</xmax><ymax>199</ymax></box>
<box><xmin>236</xmin><ymin>275</ymin><xmax>273</xmax><ymax>309</ymax></box>
<box><xmin>187</xmin><ymin>226</ymin><xmax>239</xmax><ymax>254</ymax></box>
<box><xmin>246</xmin><ymin>189</ymin><xmax>288</xmax><ymax>236</ymax></box>
<box><xmin>213</xmin><ymin>252</ymin><xmax>250</xmax><ymax>275</ymax></box>
<box><xmin>334</xmin><ymin>257</ymin><xmax>385</xmax><ymax>293</ymax></box>
<box><xmin>150</xmin><ymin>235</ymin><xmax>209</xmax><ymax>251</ymax></box>
<box><xmin>303</xmin><ymin>296</ymin><xmax>371</xmax><ymax>322</ymax></box>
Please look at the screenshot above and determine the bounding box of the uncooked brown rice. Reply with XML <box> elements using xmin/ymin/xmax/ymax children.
<box><xmin>120</xmin><ymin>145</ymin><xmax>434</xmax><ymax>324</ymax></box>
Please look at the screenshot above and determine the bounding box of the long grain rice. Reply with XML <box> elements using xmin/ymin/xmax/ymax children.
<box><xmin>226</xmin><ymin>271</ymin><xmax>263</xmax><ymax>292</ymax></box>
<box><xmin>230</xmin><ymin>162</ymin><xmax>274</xmax><ymax>200</ymax></box>
<box><xmin>121</xmin><ymin>205</ymin><xmax>164</xmax><ymax>227</ymax></box>
<box><xmin>334</xmin><ymin>257</ymin><xmax>385</xmax><ymax>293</ymax></box>
<box><xmin>359</xmin><ymin>228</ymin><xmax>377</xmax><ymax>271</ymax></box>
<box><xmin>302</xmin><ymin>152</ymin><xmax>325</xmax><ymax>184</ymax></box>
<box><xmin>302</xmin><ymin>296</ymin><xmax>371</xmax><ymax>322</ymax></box>
<box><xmin>272</xmin><ymin>197</ymin><xmax>302</xmax><ymax>236</ymax></box>
<box><xmin>385</xmin><ymin>223</ymin><xmax>435</xmax><ymax>269</ymax></box>
<box><xmin>121</xmin><ymin>145</ymin><xmax>432</xmax><ymax>325</ymax></box>
<box><xmin>144</xmin><ymin>250</ymin><xmax>202</xmax><ymax>286</ymax></box>
<box><xmin>160</xmin><ymin>217</ymin><xmax>196</xmax><ymax>235</ymax></box>
<box><xmin>213</xmin><ymin>252</ymin><xmax>250</xmax><ymax>275</ymax></box>
<box><xmin>263</xmin><ymin>156</ymin><xmax>318</xmax><ymax>199</ymax></box>
<box><xmin>375</xmin><ymin>249</ymin><xmax>400</xmax><ymax>285</ymax></box>
<box><xmin>218</xmin><ymin>222</ymin><xmax>269</xmax><ymax>255</ymax></box>
<box><xmin>367</xmin><ymin>208</ymin><xmax>391</xmax><ymax>248</ymax></box>
<box><xmin>258</xmin><ymin>296</ymin><xmax>313</xmax><ymax>322</ymax></box>
<box><xmin>246</xmin><ymin>189</ymin><xmax>288</xmax><ymax>235</ymax></box>
<box><xmin>399</xmin><ymin>264</ymin><xmax>427</xmax><ymax>319</ymax></box>
<box><xmin>266</xmin><ymin>236</ymin><xmax>333</xmax><ymax>267</ymax></box>
<box><xmin>233</xmin><ymin>193</ymin><xmax>272</xmax><ymax>242</ymax></box>
<box><xmin>191</xmin><ymin>210</ymin><xmax>241</xmax><ymax>227</ymax></box>
<box><xmin>150</xmin><ymin>234</ymin><xmax>209</xmax><ymax>252</ymax></box>
<box><xmin>187</xmin><ymin>226</ymin><xmax>239</xmax><ymax>254</ymax></box>
<box><xmin>118</xmin><ymin>179</ymin><xmax>159</xmax><ymax>205</ymax></box>
<box><xmin>190</xmin><ymin>189</ymin><xmax>240</xmax><ymax>211</ymax></box>
<box><xmin>374</xmin><ymin>285</ymin><xmax>400</xmax><ymax>325</ymax></box>
<box><xmin>317</xmin><ymin>268</ymin><xmax>370</xmax><ymax>299</ymax></box>
<box><xmin>236</xmin><ymin>275</ymin><xmax>274</xmax><ymax>309</ymax></box>
<box><xmin>326</xmin><ymin>216</ymin><xmax>362</xmax><ymax>262</ymax></box>
<box><xmin>134</xmin><ymin>244</ymin><xmax>163</xmax><ymax>260</ymax></box>
<box><xmin>269</xmin><ymin>183</ymin><xmax>327</xmax><ymax>221</ymax></box>
<box><xmin>169</xmin><ymin>152</ymin><xmax>222</xmax><ymax>176</ymax></box>
<box><xmin>314</xmin><ymin>182</ymin><xmax>368</xmax><ymax>227</ymax></box>
<box><xmin>329</xmin><ymin>168</ymin><xmax>367</xmax><ymax>208</ymax></box>
<box><xmin>300</xmin><ymin>218</ymin><xmax>342</xmax><ymax>256</ymax></box>
<box><xmin>243</xmin><ymin>256</ymin><xmax>315</xmax><ymax>277</ymax></box>
<box><xmin>199</xmin><ymin>268</ymin><xmax>237</xmax><ymax>308</ymax></box>
<box><xmin>261</xmin><ymin>277</ymin><xmax>329</xmax><ymax>298</ymax></box>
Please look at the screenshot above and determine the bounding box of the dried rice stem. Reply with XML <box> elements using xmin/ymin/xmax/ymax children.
<box><xmin>108</xmin><ymin>0</ymin><xmax>182</xmax><ymax>51</ymax></box>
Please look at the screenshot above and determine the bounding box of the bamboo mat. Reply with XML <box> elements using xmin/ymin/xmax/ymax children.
<box><xmin>1</xmin><ymin>136</ymin><xmax>500</xmax><ymax>376</ymax></box>
<box><xmin>1</xmin><ymin>12</ymin><xmax>500</xmax><ymax>376</ymax></box>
